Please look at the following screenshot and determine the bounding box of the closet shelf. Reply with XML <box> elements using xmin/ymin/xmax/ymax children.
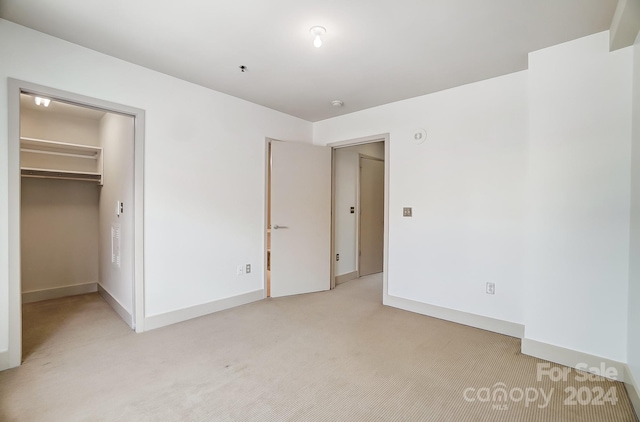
<box><xmin>20</xmin><ymin>137</ymin><xmax>103</xmax><ymax>185</ymax></box>
<box><xmin>21</xmin><ymin>168</ymin><xmax>102</xmax><ymax>182</ymax></box>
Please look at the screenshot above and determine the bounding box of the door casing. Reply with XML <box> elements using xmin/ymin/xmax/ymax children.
<box><xmin>6</xmin><ymin>79</ymin><xmax>146</xmax><ymax>369</ymax></box>
<box><xmin>328</xmin><ymin>134</ymin><xmax>390</xmax><ymax>298</ymax></box>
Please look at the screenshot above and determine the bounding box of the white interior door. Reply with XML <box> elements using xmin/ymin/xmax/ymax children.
<box><xmin>270</xmin><ymin>140</ymin><xmax>331</xmax><ymax>297</ymax></box>
<box><xmin>359</xmin><ymin>156</ymin><xmax>385</xmax><ymax>276</ymax></box>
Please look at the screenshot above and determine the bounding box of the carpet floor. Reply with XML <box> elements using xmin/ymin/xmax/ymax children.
<box><xmin>0</xmin><ymin>274</ymin><xmax>637</xmax><ymax>421</ymax></box>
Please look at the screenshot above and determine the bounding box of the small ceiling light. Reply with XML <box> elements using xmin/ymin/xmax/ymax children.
<box><xmin>310</xmin><ymin>26</ymin><xmax>326</xmax><ymax>48</ymax></box>
<box><xmin>34</xmin><ymin>97</ymin><xmax>51</xmax><ymax>107</ymax></box>
<box><xmin>331</xmin><ymin>100</ymin><xmax>344</xmax><ymax>107</ymax></box>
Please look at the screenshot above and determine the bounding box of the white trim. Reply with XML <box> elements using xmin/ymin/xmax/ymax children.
<box><xmin>133</xmin><ymin>110</ymin><xmax>145</xmax><ymax>333</ymax></box>
<box><xmin>521</xmin><ymin>338</ymin><xmax>626</xmax><ymax>382</ymax></box>
<box><xmin>330</xmin><ymin>146</ymin><xmax>336</xmax><ymax>290</ymax></box>
<box><xmin>335</xmin><ymin>271</ymin><xmax>358</xmax><ymax>285</ymax></box>
<box><xmin>6</xmin><ymin>79</ymin><xmax>146</xmax><ymax>369</ymax></box>
<box><xmin>22</xmin><ymin>282</ymin><xmax>97</xmax><ymax>303</ymax></box>
<box><xmin>98</xmin><ymin>284</ymin><xmax>133</xmax><ymax>329</ymax></box>
<box><xmin>144</xmin><ymin>290</ymin><xmax>264</xmax><ymax>331</ymax></box>
<box><xmin>328</xmin><ymin>133</ymin><xmax>388</xmax><ymax>149</ymax></box>
<box><xmin>8</xmin><ymin>79</ymin><xmax>22</xmax><ymax>369</ymax></box>
<box><xmin>264</xmin><ymin>139</ymin><xmax>271</xmax><ymax>298</ymax></box>
<box><xmin>625</xmin><ymin>365</ymin><xmax>640</xmax><ymax>419</ymax></box>
<box><xmin>384</xmin><ymin>294</ymin><xmax>525</xmax><ymax>338</ymax></box>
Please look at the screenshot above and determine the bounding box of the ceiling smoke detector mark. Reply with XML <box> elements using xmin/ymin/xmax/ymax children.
<box><xmin>331</xmin><ymin>100</ymin><xmax>344</xmax><ymax>107</ymax></box>
<box><xmin>413</xmin><ymin>129</ymin><xmax>427</xmax><ymax>144</ymax></box>
<box><xmin>239</xmin><ymin>65</ymin><xmax>247</xmax><ymax>72</ymax></box>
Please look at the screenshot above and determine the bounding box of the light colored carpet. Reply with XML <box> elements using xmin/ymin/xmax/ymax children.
<box><xmin>0</xmin><ymin>274</ymin><xmax>637</xmax><ymax>421</ymax></box>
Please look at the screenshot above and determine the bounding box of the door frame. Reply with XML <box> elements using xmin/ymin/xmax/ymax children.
<box><xmin>328</xmin><ymin>133</ymin><xmax>390</xmax><ymax>299</ymax></box>
<box><xmin>6</xmin><ymin>78</ymin><xmax>146</xmax><ymax>369</ymax></box>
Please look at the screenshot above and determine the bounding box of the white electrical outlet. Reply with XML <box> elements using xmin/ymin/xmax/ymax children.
<box><xmin>237</xmin><ymin>265</ymin><xmax>243</xmax><ymax>275</ymax></box>
<box><xmin>486</xmin><ymin>282</ymin><xmax>495</xmax><ymax>295</ymax></box>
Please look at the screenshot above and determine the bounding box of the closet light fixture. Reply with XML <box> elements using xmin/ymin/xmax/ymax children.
<box><xmin>310</xmin><ymin>26</ymin><xmax>326</xmax><ymax>48</ymax></box>
<box><xmin>34</xmin><ymin>97</ymin><xmax>51</xmax><ymax>107</ymax></box>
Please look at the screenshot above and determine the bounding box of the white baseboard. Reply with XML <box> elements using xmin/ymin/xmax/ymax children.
<box><xmin>625</xmin><ymin>365</ymin><xmax>640</xmax><ymax>419</ymax></box>
<box><xmin>383</xmin><ymin>293</ymin><xmax>524</xmax><ymax>338</ymax></box>
<box><xmin>22</xmin><ymin>282</ymin><xmax>97</xmax><ymax>304</ymax></box>
<box><xmin>521</xmin><ymin>338</ymin><xmax>626</xmax><ymax>382</ymax></box>
<box><xmin>98</xmin><ymin>285</ymin><xmax>134</xmax><ymax>329</ymax></box>
<box><xmin>335</xmin><ymin>271</ymin><xmax>358</xmax><ymax>285</ymax></box>
<box><xmin>144</xmin><ymin>289</ymin><xmax>264</xmax><ymax>331</ymax></box>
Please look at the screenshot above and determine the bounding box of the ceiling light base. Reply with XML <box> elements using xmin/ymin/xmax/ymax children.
<box><xmin>310</xmin><ymin>26</ymin><xmax>326</xmax><ymax>48</ymax></box>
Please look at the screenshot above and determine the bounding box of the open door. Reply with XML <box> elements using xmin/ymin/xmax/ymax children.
<box><xmin>270</xmin><ymin>140</ymin><xmax>331</xmax><ymax>297</ymax></box>
<box><xmin>359</xmin><ymin>156</ymin><xmax>384</xmax><ymax>276</ymax></box>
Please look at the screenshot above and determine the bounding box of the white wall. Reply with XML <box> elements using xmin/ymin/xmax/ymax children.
<box><xmin>20</xmin><ymin>107</ymin><xmax>100</xmax><ymax>294</ymax></box>
<box><xmin>20</xmin><ymin>107</ymin><xmax>101</xmax><ymax>146</ymax></box>
<box><xmin>316</xmin><ymin>71</ymin><xmax>528</xmax><ymax>325</ymax></box>
<box><xmin>21</xmin><ymin>179</ymin><xmax>99</xmax><ymax>293</ymax></box>
<box><xmin>334</xmin><ymin>150</ymin><xmax>359</xmax><ymax>276</ymax></box>
<box><xmin>334</xmin><ymin>142</ymin><xmax>385</xmax><ymax>276</ymax></box>
<box><xmin>318</xmin><ymin>31</ymin><xmax>635</xmax><ymax>363</ymax></box>
<box><xmin>98</xmin><ymin>113</ymin><xmax>135</xmax><ymax>315</ymax></box>
<box><xmin>0</xmin><ymin>19</ymin><xmax>312</xmax><ymax>359</ymax></box>
<box><xmin>628</xmin><ymin>31</ymin><xmax>640</xmax><ymax>388</ymax></box>
<box><xmin>525</xmin><ymin>32</ymin><xmax>632</xmax><ymax>362</ymax></box>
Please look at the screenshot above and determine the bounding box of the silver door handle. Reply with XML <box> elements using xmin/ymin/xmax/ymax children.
<box><xmin>273</xmin><ymin>225</ymin><xmax>289</xmax><ymax>230</ymax></box>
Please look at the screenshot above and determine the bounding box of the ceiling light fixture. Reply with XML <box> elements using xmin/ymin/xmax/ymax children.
<box><xmin>310</xmin><ymin>26</ymin><xmax>326</xmax><ymax>48</ymax></box>
<box><xmin>34</xmin><ymin>97</ymin><xmax>51</xmax><ymax>107</ymax></box>
<box><xmin>331</xmin><ymin>100</ymin><xmax>344</xmax><ymax>107</ymax></box>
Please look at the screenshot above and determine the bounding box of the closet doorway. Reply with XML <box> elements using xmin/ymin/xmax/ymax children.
<box><xmin>7</xmin><ymin>79</ymin><xmax>145</xmax><ymax>368</ymax></box>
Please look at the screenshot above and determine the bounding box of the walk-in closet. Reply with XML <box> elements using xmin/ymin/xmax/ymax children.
<box><xmin>19</xmin><ymin>93</ymin><xmax>135</xmax><ymax>355</ymax></box>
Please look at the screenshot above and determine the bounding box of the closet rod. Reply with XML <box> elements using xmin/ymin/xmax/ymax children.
<box><xmin>21</xmin><ymin>169</ymin><xmax>101</xmax><ymax>183</ymax></box>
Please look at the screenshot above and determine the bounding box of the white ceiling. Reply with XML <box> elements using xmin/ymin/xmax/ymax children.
<box><xmin>1</xmin><ymin>0</ymin><xmax>618</xmax><ymax>122</ymax></box>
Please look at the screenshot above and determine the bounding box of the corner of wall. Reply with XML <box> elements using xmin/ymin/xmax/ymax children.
<box><xmin>625</xmin><ymin>364</ymin><xmax>640</xmax><ymax>419</ymax></box>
